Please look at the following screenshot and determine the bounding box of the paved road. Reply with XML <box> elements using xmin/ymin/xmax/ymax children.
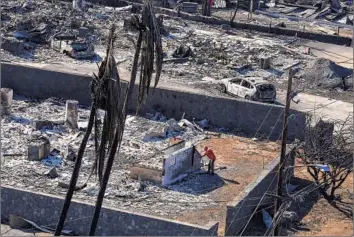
<box><xmin>304</xmin><ymin>42</ymin><xmax>353</xmax><ymax>69</ymax></box>
<box><xmin>277</xmin><ymin>90</ymin><xmax>353</xmax><ymax>123</ymax></box>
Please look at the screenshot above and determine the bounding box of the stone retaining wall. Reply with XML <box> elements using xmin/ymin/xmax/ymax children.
<box><xmin>1</xmin><ymin>63</ymin><xmax>306</xmax><ymax>141</ymax></box>
<box><xmin>1</xmin><ymin>185</ymin><xmax>218</xmax><ymax>236</ymax></box>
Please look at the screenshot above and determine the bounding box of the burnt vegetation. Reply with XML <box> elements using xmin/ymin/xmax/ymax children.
<box><xmin>297</xmin><ymin>115</ymin><xmax>353</xmax><ymax>217</ymax></box>
<box><xmin>55</xmin><ymin>0</ymin><xmax>163</xmax><ymax>234</ymax></box>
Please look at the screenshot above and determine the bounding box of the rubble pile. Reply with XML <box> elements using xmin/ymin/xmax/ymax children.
<box><xmin>2</xmin><ymin>0</ymin><xmax>351</xmax><ymax>101</ymax></box>
<box><xmin>1</xmin><ymin>0</ymin><xmax>308</xmax><ymax>82</ymax></box>
<box><xmin>1</xmin><ymin>0</ymin><xmax>132</xmax><ymax>62</ymax></box>
<box><xmin>262</xmin><ymin>0</ymin><xmax>353</xmax><ymax>25</ymax></box>
<box><xmin>160</xmin><ymin>19</ymin><xmax>308</xmax><ymax>84</ymax></box>
<box><xmin>300</xmin><ymin>58</ymin><xmax>353</xmax><ymax>89</ymax></box>
<box><xmin>1</xmin><ymin>96</ymin><xmax>217</xmax><ymax>218</ymax></box>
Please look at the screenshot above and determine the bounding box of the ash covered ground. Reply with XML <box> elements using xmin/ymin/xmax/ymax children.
<box><xmin>1</xmin><ymin>95</ymin><xmax>282</xmax><ymax>229</ymax></box>
<box><xmin>2</xmin><ymin>0</ymin><xmax>353</xmax><ymax>102</ymax></box>
<box><xmin>1</xmin><ymin>96</ymin><xmax>219</xmax><ymax>219</ymax></box>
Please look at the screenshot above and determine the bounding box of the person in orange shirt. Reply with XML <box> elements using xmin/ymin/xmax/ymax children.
<box><xmin>202</xmin><ymin>146</ymin><xmax>216</xmax><ymax>175</ymax></box>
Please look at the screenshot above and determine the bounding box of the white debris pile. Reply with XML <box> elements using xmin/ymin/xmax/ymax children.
<box><xmin>160</xmin><ymin>18</ymin><xmax>309</xmax><ymax>85</ymax></box>
<box><xmin>1</xmin><ymin>96</ymin><xmax>216</xmax><ymax>218</ymax></box>
<box><xmin>1</xmin><ymin>0</ymin><xmax>131</xmax><ymax>64</ymax></box>
<box><xmin>2</xmin><ymin>0</ymin><xmax>309</xmax><ymax>88</ymax></box>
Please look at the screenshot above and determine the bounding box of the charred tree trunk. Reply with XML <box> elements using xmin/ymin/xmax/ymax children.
<box><xmin>88</xmin><ymin>28</ymin><xmax>143</xmax><ymax>237</ymax></box>
<box><xmin>54</xmin><ymin>104</ymin><xmax>96</xmax><ymax>236</ymax></box>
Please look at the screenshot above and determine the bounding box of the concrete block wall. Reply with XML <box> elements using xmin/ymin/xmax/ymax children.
<box><xmin>1</xmin><ymin>185</ymin><xmax>218</xmax><ymax>236</ymax></box>
<box><xmin>162</xmin><ymin>140</ymin><xmax>186</xmax><ymax>155</ymax></box>
<box><xmin>137</xmin><ymin>86</ymin><xmax>306</xmax><ymax>141</ymax></box>
<box><xmin>1</xmin><ymin>62</ymin><xmax>306</xmax><ymax>141</ymax></box>
<box><xmin>162</xmin><ymin>145</ymin><xmax>202</xmax><ymax>186</ymax></box>
<box><xmin>1</xmin><ymin>63</ymin><xmax>92</xmax><ymax>104</ymax></box>
<box><xmin>224</xmin><ymin>146</ymin><xmax>295</xmax><ymax>236</ymax></box>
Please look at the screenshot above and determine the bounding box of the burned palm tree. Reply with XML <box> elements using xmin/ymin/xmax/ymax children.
<box><xmin>54</xmin><ymin>0</ymin><xmax>162</xmax><ymax>235</ymax></box>
<box><xmin>88</xmin><ymin>0</ymin><xmax>163</xmax><ymax>234</ymax></box>
<box><xmin>91</xmin><ymin>24</ymin><xmax>123</xmax><ymax>183</ymax></box>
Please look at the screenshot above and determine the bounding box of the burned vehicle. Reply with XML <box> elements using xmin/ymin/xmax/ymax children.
<box><xmin>220</xmin><ymin>77</ymin><xmax>276</xmax><ymax>103</ymax></box>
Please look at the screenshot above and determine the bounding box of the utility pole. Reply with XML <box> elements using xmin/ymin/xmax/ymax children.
<box><xmin>273</xmin><ymin>68</ymin><xmax>294</xmax><ymax>236</ymax></box>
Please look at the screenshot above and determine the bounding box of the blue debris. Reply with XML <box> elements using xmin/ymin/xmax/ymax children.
<box><xmin>10</xmin><ymin>116</ymin><xmax>32</xmax><ymax>125</ymax></box>
<box><xmin>314</xmin><ymin>164</ymin><xmax>330</xmax><ymax>172</ymax></box>
<box><xmin>262</xmin><ymin>209</ymin><xmax>273</xmax><ymax>229</ymax></box>
<box><xmin>41</xmin><ymin>156</ymin><xmax>63</xmax><ymax>167</ymax></box>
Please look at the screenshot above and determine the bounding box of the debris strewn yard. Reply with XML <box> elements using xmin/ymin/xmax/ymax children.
<box><xmin>2</xmin><ymin>0</ymin><xmax>353</xmax><ymax>103</ymax></box>
<box><xmin>1</xmin><ymin>96</ymin><xmax>280</xmax><ymax>229</ymax></box>
<box><xmin>1</xmin><ymin>0</ymin><xmax>353</xmax><ymax>236</ymax></box>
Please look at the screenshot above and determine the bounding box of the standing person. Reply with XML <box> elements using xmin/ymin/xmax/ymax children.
<box><xmin>202</xmin><ymin>146</ymin><xmax>216</xmax><ymax>175</ymax></box>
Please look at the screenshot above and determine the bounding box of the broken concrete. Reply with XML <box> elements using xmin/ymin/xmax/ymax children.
<box><xmin>44</xmin><ymin>167</ymin><xmax>59</xmax><ymax>179</ymax></box>
<box><xmin>32</xmin><ymin>120</ymin><xmax>62</xmax><ymax>130</ymax></box>
<box><xmin>130</xmin><ymin>165</ymin><xmax>163</xmax><ymax>184</ymax></box>
<box><xmin>259</xmin><ymin>57</ymin><xmax>271</xmax><ymax>69</ymax></box>
<box><xmin>1</xmin><ymin>38</ymin><xmax>25</xmax><ymax>54</ymax></box>
<box><xmin>27</xmin><ymin>137</ymin><xmax>50</xmax><ymax>161</ymax></box>
<box><xmin>1</xmin><ymin>88</ymin><xmax>13</xmax><ymax>116</ymax></box>
<box><xmin>65</xmin><ymin>100</ymin><xmax>79</xmax><ymax>129</ymax></box>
